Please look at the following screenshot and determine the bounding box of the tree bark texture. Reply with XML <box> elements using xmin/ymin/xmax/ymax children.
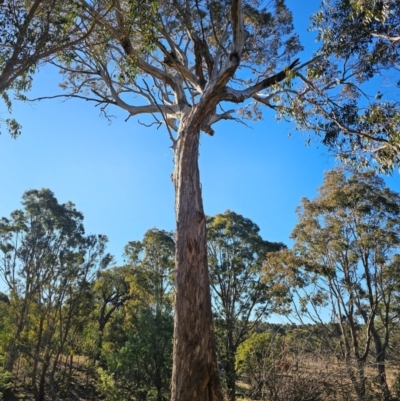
<box><xmin>226</xmin><ymin>355</ymin><xmax>236</xmax><ymax>401</ymax></box>
<box><xmin>371</xmin><ymin>328</ymin><xmax>391</xmax><ymax>401</ymax></box>
<box><xmin>171</xmin><ymin>121</ymin><xmax>224</xmax><ymax>401</ymax></box>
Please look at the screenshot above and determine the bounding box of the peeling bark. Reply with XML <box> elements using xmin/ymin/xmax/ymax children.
<box><xmin>171</xmin><ymin>118</ymin><xmax>224</xmax><ymax>401</ymax></box>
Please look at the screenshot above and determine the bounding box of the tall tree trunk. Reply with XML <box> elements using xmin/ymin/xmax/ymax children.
<box><xmin>226</xmin><ymin>348</ymin><xmax>236</xmax><ymax>401</ymax></box>
<box><xmin>371</xmin><ymin>328</ymin><xmax>391</xmax><ymax>401</ymax></box>
<box><xmin>6</xmin><ymin>298</ymin><xmax>29</xmax><ymax>372</ymax></box>
<box><xmin>171</xmin><ymin>124</ymin><xmax>224</xmax><ymax>401</ymax></box>
<box><xmin>356</xmin><ymin>360</ymin><xmax>367</xmax><ymax>401</ymax></box>
<box><xmin>344</xmin><ymin>356</ymin><xmax>367</xmax><ymax>401</ymax></box>
<box><xmin>38</xmin><ymin>358</ymin><xmax>49</xmax><ymax>401</ymax></box>
<box><xmin>32</xmin><ymin>312</ymin><xmax>45</xmax><ymax>394</ymax></box>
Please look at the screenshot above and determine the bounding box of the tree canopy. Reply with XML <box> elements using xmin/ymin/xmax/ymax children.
<box><xmin>265</xmin><ymin>168</ymin><xmax>400</xmax><ymax>401</ymax></box>
<box><xmin>0</xmin><ymin>189</ymin><xmax>112</xmax><ymax>401</ymax></box>
<box><xmin>282</xmin><ymin>0</ymin><xmax>400</xmax><ymax>171</ymax></box>
<box><xmin>0</xmin><ymin>0</ymin><xmax>100</xmax><ymax>136</ymax></box>
<box><xmin>207</xmin><ymin>210</ymin><xmax>285</xmax><ymax>401</ymax></box>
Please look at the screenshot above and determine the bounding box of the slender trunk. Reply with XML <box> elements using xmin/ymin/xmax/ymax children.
<box><xmin>38</xmin><ymin>358</ymin><xmax>49</xmax><ymax>401</ymax></box>
<box><xmin>32</xmin><ymin>312</ymin><xmax>45</xmax><ymax>392</ymax></box>
<box><xmin>356</xmin><ymin>359</ymin><xmax>367</xmax><ymax>401</ymax></box>
<box><xmin>67</xmin><ymin>354</ymin><xmax>74</xmax><ymax>394</ymax></box>
<box><xmin>49</xmin><ymin>306</ymin><xmax>73</xmax><ymax>397</ymax></box>
<box><xmin>49</xmin><ymin>351</ymin><xmax>61</xmax><ymax>401</ymax></box>
<box><xmin>6</xmin><ymin>298</ymin><xmax>29</xmax><ymax>372</ymax></box>
<box><xmin>171</xmin><ymin>124</ymin><xmax>223</xmax><ymax>401</ymax></box>
<box><xmin>226</xmin><ymin>351</ymin><xmax>236</xmax><ymax>401</ymax></box>
<box><xmin>225</xmin><ymin>327</ymin><xmax>236</xmax><ymax>401</ymax></box>
<box><xmin>371</xmin><ymin>328</ymin><xmax>391</xmax><ymax>401</ymax></box>
<box><xmin>344</xmin><ymin>356</ymin><xmax>367</xmax><ymax>401</ymax></box>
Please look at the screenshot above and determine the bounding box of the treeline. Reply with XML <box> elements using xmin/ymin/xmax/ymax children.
<box><xmin>1</xmin><ymin>168</ymin><xmax>400</xmax><ymax>401</ymax></box>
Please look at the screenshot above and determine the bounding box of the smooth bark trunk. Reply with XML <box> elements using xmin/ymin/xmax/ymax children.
<box><xmin>171</xmin><ymin>123</ymin><xmax>223</xmax><ymax>401</ymax></box>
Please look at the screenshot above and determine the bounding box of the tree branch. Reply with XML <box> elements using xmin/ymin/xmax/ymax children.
<box><xmin>231</xmin><ymin>0</ymin><xmax>245</xmax><ymax>54</ymax></box>
<box><xmin>221</xmin><ymin>58</ymin><xmax>300</xmax><ymax>103</ymax></box>
<box><xmin>371</xmin><ymin>33</ymin><xmax>400</xmax><ymax>43</ymax></box>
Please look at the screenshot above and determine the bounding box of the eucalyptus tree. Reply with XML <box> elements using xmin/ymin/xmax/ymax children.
<box><xmin>124</xmin><ymin>228</ymin><xmax>175</xmax><ymax>311</ymax></box>
<box><xmin>94</xmin><ymin>265</ymin><xmax>132</xmax><ymax>337</ymax></box>
<box><xmin>125</xmin><ymin>229</ymin><xmax>175</xmax><ymax>401</ymax></box>
<box><xmin>99</xmin><ymin>229</ymin><xmax>174</xmax><ymax>401</ymax></box>
<box><xmin>36</xmin><ymin>2</ymin><xmax>302</xmax><ymax>398</ymax></box>
<box><xmin>265</xmin><ymin>169</ymin><xmax>400</xmax><ymax>401</ymax></box>
<box><xmin>207</xmin><ymin>211</ymin><xmax>285</xmax><ymax>401</ymax></box>
<box><xmin>0</xmin><ymin>189</ymin><xmax>112</xmax><ymax>401</ymax></box>
<box><xmin>26</xmin><ymin>0</ymin><xmax>400</xmax><ymax>399</ymax></box>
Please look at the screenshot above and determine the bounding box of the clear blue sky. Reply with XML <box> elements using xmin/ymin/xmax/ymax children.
<box><xmin>0</xmin><ymin>0</ymin><xmax>399</xmax><ymax>292</ymax></box>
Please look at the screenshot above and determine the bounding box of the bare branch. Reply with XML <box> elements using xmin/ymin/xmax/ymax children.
<box><xmin>142</xmin><ymin>80</ymin><xmax>177</xmax><ymax>146</ymax></box>
<box><xmin>138</xmin><ymin>118</ymin><xmax>162</xmax><ymax>129</ymax></box>
<box><xmin>253</xmin><ymin>90</ymin><xmax>298</xmax><ymax>107</ymax></box>
<box><xmin>156</xmin><ymin>39</ymin><xmax>201</xmax><ymax>92</ymax></box>
<box><xmin>371</xmin><ymin>33</ymin><xmax>400</xmax><ymax>43</ymax></box>
<box><xmin>207</xmin><ymin>109</ymin><xmax>236</xmax><ymax>126</ymax></box>
<box><xmin>231</xmin><ymin>0</ymin><xmax>245</xmax><ymax>53</ymax></box>
<box><xmin>159</xmin><ymin>24</ymin><xmax>188</xmax><ymax>67</ymax></box>
<box><xmin>221</xmin><ymin>58</ymin><xmax>300</xmax><ymax>103</ymax></box>
<box><xmin>27</xmin><ymin>93</ymin><xmax>115</xmax><ymax>104</ymax></box>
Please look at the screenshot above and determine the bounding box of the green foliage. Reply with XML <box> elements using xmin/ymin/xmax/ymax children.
<box><xmin>0</xmin><ymin>92</ymin><xmax>22</xmax><ymax>138</ymax></box>
<box><xmin>311</xmin><ymin>0</ymin><xmax>399</xmax><ymax>77</ymax></box>
<box><xmin>51</xmin><ymin>0</ymin><xmax>303</xmax><ymax>131</ymax></box>
<box><xmin>1</xmin><ymin>183</ymin><xmax>400</xmax><ymax>401</ymax></box>
<box><xmin>0</xmin><ymin>295</ymin><xmax>13</xmax><ymax>355</ymax></box>
<box><xmin>98</xmin><ymin>229</ymin><xmax>175</xmax><ymax>401</ymax></box>
<box><xmin>0</xmin><ymin>355</ymin><xmax>12</xmax><ymax>400</ymax></box>
<box><xmin>236</xmin><ymin>331</ymin><xmax>283</xmax><ymax>376</ymax></box>
<box><xmin>100</xmin><ymin>307</ymin><xmax>173</xmax><ymax>401</ymax></box>
<box><xmin>266</xmin><ymin>168</ymin><xmax>400</xmax><ymax>401</ymax></box>
<box><xmin>208</xmin><ymin>210</ymin><xmax>285</xmax><ymax>329</ymax></box>
<box><xmin>273</xmin><ymin>0</ymin><xmax>400</xmax><ymax>172</ymax></box>
<box><xmin>0</xmin><ymin>293</ymin><xmax>8</xmax><ymax>305</ymax></box>
<box><xmin>124</xmin><ymin>228</ymin><xmax>175</xmax><ymax>305</ymax></box>
<box><xmin>2</xmin><ymin>0</ymin><xmax>400</xmax><ymax>168</ymax></box>
<box><xmin>0</xmin><ymin>0</ymin><xmax>96</xmax><ymax>88</ymax></box>
<box><xmin>0</xmin><ymin>0</ymin><xmax>90</xmax><ymax>135</ymax></box>
<box><xmin>0</xmin><ymin>302</ymin><xmax>12</xmax><ymax>400</ymax></box>
<box><xmin>0</xmin><ymin>188</ymin><xmax>112</xmax><ymax>400</ymax></box>
<box><xmin>96</xmin><ymin>367</ymin><xmax>119</xmax><ymax>401</ymax></box>
<box><xmin>207</xmin><ymin>210</ymin><xmax>285</xmax><ymax>398</ymax></box>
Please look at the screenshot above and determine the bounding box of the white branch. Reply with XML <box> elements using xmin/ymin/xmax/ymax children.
<box><xmin>208</xmin><ymin>109</ymin><xmax>236</xmax><ymax>125</ymax></box>
<box><xmin>221</xmin><ymin>59</ymin><xmax>300</xmax><ymax>103</ymax></box>
<box><xmin>211</xmin><ymin>25</ymin><xmax>230</xmax><ymax>81</ymax></box>
<box><xmin>253</xmin><ymin>90</ymin><xmax>297</xmax><ymax>106</ymax></box>
<box><xmin>371</xmin><ymin>33</ymin><xmax>400</xmax><ymax>43</ymax></box>
<box><xmin>231</xmin><ymin>0</ymin><xmax>245</xmax><ymax>54</ymax></box>
<box><xmin>99</xmin><ymin>68</ymin><xmax>179</xmax><ymax>117</ymax></box>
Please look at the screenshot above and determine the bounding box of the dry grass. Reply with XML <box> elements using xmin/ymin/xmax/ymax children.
<box><xmin>4</xmin><ymin>355</ymin><xmax>99</xmax><ymax>401</ymax></box>
<box><xmin>235</xmin><ymin>354</ymin><xmax>400</xmax><ymax>401</ymax></box>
